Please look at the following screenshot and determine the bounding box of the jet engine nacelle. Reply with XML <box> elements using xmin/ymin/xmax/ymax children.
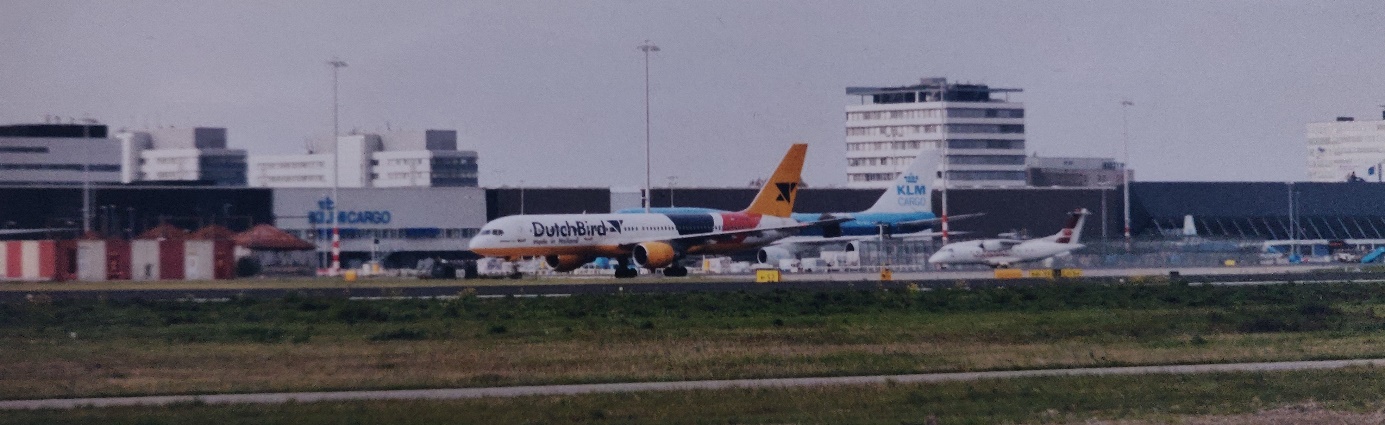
<box><xmin>756</xmin><ymin>246</ymin><xmax>795</xmax><ymax>265</ymax></box>
<box><xmin>544</xmin><ymin>255</ymin><xmax>594</xmax><ymax>272</ymax></box>
<box><xmin>982</xmin><ymin>240</ymin><xmax>1008</xmax><ymax>251</ymax></box>
<box><xmin>819</xmin><ymin>214</ymin><xmax>843</xmax><ymax>238</ymax></box>
<box><xmin>633</xmin><ymin>241</ymin><xmax>677</xmax><ymax>269</ymax></box>
<box><xmin>845</xmin><ymin>241</ymin><xmax>860</xmax><ymax>252</ymax></box>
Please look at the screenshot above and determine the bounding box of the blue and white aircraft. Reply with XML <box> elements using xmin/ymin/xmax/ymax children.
<box><xmin>619</xmin><ymin>154</ymin><xmax>980</xmax><ymax>264</ymax></box>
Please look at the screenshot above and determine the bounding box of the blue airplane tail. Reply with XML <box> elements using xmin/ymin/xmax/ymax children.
<box><xmin>863</xmin><ymin>150</ymin><xmax>938</xmax><ymax>213</ymax></box>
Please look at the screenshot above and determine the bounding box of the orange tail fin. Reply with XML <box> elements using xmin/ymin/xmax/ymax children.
<box><xmin>741</xmin><ymin>143</ymin><xmax>808</xmax><ymax>218</ymax></box>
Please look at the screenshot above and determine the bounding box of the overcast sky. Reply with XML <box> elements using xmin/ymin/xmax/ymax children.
<box><xmin>3</xmin><ymin>1</ymin><xmax>1383</xmax><ymax>188</ymax></box>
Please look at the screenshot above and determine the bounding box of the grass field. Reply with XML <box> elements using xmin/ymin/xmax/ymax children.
<box><xmin>0</xmin><ymin>274</ymin><xmax>743</xmax><ymax>292</ymax></box>
<box><xmin>8</xmin><ymin>282</ymin><xmax>1385</xmax><ymax>401</ymax></box>
<box><xmin>7</xmin><ymin>368</ymin><xmax>1385</xmax><ymax>424</ymax></box>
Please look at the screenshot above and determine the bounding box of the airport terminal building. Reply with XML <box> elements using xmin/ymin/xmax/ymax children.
<box><xmin>1308</xmin><ymin>113</ymin><xmax>1385</xmax><ymax>182</ymax></box>
<box><xmin>9</xmin><ymin>181</ymin><xmax>1385</xmax><ymax>267</ymax></box>
<box><xmin>273</xmin><ymin>187</ymin><xmax>486</xmax><ymax>267</ymax></box>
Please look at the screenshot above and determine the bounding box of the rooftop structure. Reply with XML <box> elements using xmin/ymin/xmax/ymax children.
<box><xmin>845</xmin><ymin>77</ymin><xmax>1026</xmax><ymax>189</ymax></box>
<box><xmin>117</xmin><ymin>127</ymin><xmax>247</xmax><ymax>186</ymax></box>
<box><xmin>0</xmin><ymin>122</ymin><xmax>121</xmax><ymax>186</ymax></box>
<box><xmin>1028</xmin><ymin>155</ymin><xmax>1127</xmax><ymax>187</ymax></box>
<box><xmin>249</xmin><ymin>129</ymin><xmax>478</xmax><ymax>188</ymax></box>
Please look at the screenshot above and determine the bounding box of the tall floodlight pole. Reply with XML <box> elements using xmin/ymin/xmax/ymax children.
<box><xmin>940</xmin><ymin>139</ymin><xmax>950</xmax><ymax>244</ymax></box>
<box><xmin>81</xmin><ymin>119</ymin><xmax>92</xmax><ymax>234</ymax></box>
<box><xmin>328</xmin><ymin>58</ymin><xmax>348</xmax><ymax>276</ymax></box>
<box><xmin>1121</xmin><ymin>100</ymin><xmax>1134</xmax><ymax>249</ymax></box>
<box><xmin>638</xmin><ymin>40</ymin><xmax>659</xmax><ymax>213</ymax></box>
<box><xmin>667</xmin><ymin>175</ymin><xmax>677</xmax><ymax>207</ymax></box>
<box><xmin>1288</xmin><ymin>182</ymin><xmax>1297</xmax><ymax>259</ymax></box>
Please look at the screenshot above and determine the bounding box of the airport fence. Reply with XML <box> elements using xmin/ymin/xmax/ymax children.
<box><xmin>844</xmin><ymin>238</ymin><xmax>1275</xmax><ymax>270</ymax></box>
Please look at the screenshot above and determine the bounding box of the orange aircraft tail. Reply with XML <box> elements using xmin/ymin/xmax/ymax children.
<box><xmin>741</xmin><ymin>143</ymin><xmax>808</xmax><ymax>218</ymax></box>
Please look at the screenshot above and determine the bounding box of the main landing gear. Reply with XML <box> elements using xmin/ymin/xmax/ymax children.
<box><xmin>663</xmin><ymin>265</ymin><xmax>688</xmax><ymax>277</ymax></box>
<box><xmin>614</xmin><ymin>257</ymin><xmax>639</xmax><ymax>278</ymax></box>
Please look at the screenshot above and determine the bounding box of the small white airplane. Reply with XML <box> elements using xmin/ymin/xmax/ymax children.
<box><xmin>927</xmin><ymin>208</ymin><xmax>1089</xmax><ymax>268</ymax></box>
<box><xmin>469</xmin><ymin>143</ymin><xmax>844</xmax><ymax>277</ymax></box>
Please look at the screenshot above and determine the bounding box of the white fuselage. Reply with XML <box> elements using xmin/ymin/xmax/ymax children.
<box><xmin>927</xmin><ymin>239</ymin><xmax>1083</xmax><ymax>267</ymax></box>
<box><xmin>468</xmin><ymin>212</ymin><xmax>801</xmax><ymax>258</ymax></box>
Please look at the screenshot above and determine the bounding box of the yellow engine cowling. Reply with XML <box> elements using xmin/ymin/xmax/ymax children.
<box><xmin>633</xmin><ymin>242</ymin><xmax>677</xmax><ymax>269</ymax></box>
<box><xmin>544</xmin><ymin>255</ymin><xmax>593</xmax><ymax>272</ymax></box>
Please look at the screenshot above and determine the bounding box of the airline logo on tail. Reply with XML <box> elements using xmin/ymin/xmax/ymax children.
<box><xmin>896</xmin><ymin>174</ymin><xmax>927</xmax><ymax>202</ymax></box>
<box><xmin>1051</xmin><ymin>209</ymin><xmax>1089</xmax><ymax>244</ymax></box>
<box><xmin>866</xmin><ymin>151</ymin><xmax>938</xmax><ymax>213</ymax></box>
<box><xmin>775</xmin><ymin>182</ymin><xmax>798</xmax><ymax>203</ymax></box>
<box><xmin>1054</xmin><ymin>228</ymin><xmax>1075</xmax><ymax>244</ymax></box>
<box><xmin>743</xmin><ymin>143</ymin><xmax>808</xmax><ymax>218</ymax></box>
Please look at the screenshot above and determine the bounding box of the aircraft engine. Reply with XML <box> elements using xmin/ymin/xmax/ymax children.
<box><xmin>982</xmin><ymin>240</ymin><xmax>1007</xmax><ymax>251</ymax></box>
<box><xmin>756</xmin><ymin>246</ymin><xmax>795</xmax><ymax>265</ymax></box>
<box><xmin>845</xmin><ymin>241</ymin><xmax>860</xmax><ymax>252</ymax></box>
<box><xmin>633</xmin><ymin>242</ymin><xmax>677</xmax><ymax>269</ymax></box>
<box><xmin>544</xmin><ymin>255</ymin><xmax>594</xmax><ymax>272</ymax></box>
<box><xmin>819</xmin><ymin>214</ymin><xmax>843</xmax><ymax>238</ymax></box>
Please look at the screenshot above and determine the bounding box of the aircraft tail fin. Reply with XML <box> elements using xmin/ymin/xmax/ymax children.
<box><xmin>1046</xmin><ymin>208</ymin><xmax>1090</xmax><ymax>244</ymax></box>
<box><xmin>864</xmin><ymin>150</ymin><xmax>938</xmax><ymax>213</ymax></box>
<box><xmin>742</xmin><ymin>143</ymin><xmax>808</xmax><ymax>218</ymax></box>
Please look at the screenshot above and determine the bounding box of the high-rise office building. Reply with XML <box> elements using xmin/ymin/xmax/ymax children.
<box><xmin>845</xmin><ymin>78</ymin><xmax>1026</xmax><ymax>189</ymax></box>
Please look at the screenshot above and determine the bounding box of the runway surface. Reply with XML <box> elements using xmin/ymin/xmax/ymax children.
<box><xmin>5</xmin><ymin>358</ymin><xmax>1384</xmax><ymax>410</ymax></box>
<box><xmin>0</xmin><ymin>265</ymin><xmax>1375</xmax><ymax>302</ymax></box>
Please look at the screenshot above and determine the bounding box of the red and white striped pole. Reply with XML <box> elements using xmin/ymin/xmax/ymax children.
<box><xmin>331</xmin><ymin>227</ymin><xmax>341</xmax><ymax>275</ymax></box>
<box><xmin>940</xmin><ymin>214</ymin><xmax>949</xmax><ymax>244</ymax></box>
<box><xmin>328</xmin><ymin>57</ymin><xmax>347</xmax><ymax>277</ymax></box>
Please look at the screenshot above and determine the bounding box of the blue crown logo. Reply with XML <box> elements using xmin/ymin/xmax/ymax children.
<box><xmin>317</xmin><ymin>197</ymin><xmax>335</xmax><ymax>210</ymax></box>
<box><xmin>903</xmin><ymin>174</ymin><xmax>918</xmax><ymax>184</ymax></box>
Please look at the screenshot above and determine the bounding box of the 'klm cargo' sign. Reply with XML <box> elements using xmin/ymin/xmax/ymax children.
<box><xmin>308</xmin><ymin>197</ymin><xmax>392</xmax><ymax>225</ymax></box>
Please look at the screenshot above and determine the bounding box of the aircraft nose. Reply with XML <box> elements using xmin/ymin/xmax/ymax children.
<box><xmin>468</xmin><ymin>234</ymin><xmax>492</xmax><ymax>251</ymax></box>
<box><xmin>928</xmin><ymin>251</ymin><xmax>946</xmax><ymax>263</ymax></box>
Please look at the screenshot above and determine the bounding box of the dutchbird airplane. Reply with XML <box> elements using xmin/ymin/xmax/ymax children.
<box><xmin>468</xmin><ymin>143</ymin><xmax>841</xmax><ymax>277</ymax></box>
<box><xmin>927</xmin><ymin>208</ymin><xmax>1090</xmax><ymax>268</ymax></box>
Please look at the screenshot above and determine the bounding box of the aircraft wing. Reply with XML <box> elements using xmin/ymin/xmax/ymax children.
<box><xmin>770</xmin><ymin>228</ymin><xmax>972</xmax><ymax>248</ymax></box>
<box><xmin>893</xmin><ymin>212</ymin><xmax>986</xmax><ymax>227</ymax></box>
<box><xmin>894</xmin><ymin>230</ymin><xmax>970</xmax><ymax>241</ymax></box>
<box><xmin>612</xmin><ymin>217</ymin><xmax>854</xmax><ymax>247</ymax></box>
<box><xmin>768</xmin><ymin>235</ymin><xmax>866</xmax><ymax>248</ymax></box>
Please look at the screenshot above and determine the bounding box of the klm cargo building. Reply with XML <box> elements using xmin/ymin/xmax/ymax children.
<box><xmin>272</xmin><ymin>187</ymin><xmax>487</xmax><ymax>267</ymax></box>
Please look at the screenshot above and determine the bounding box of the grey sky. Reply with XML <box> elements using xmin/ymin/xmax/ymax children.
<box><xmin>3</xmin><ymin>1</ymin><xmax>1383</xmax><ymax>188</ymax></box>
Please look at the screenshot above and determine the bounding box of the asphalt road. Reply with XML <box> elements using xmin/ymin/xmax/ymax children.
<box><xmin>0</xmin><ymin>265</ymin><xmax>1377</xmax><ymax>302</ymax></box>
<box><xmin>5</xmin><ymin>358</ymin><xmax>1384</xmax><ymax>410</ymax></box>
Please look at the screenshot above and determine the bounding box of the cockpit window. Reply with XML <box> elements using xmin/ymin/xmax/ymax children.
<box><xmin>481</xmin><ymin>229</ymin><xmax>504</xmax><ymax>236</ymax></box>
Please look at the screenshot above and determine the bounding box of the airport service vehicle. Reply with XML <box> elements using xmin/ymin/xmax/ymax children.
<box><xmin>927</xmin><ymin>208</ymin><xmax>1090</xmax><ymax>268</ymax></box>
<box><xmin>469</xmin><ymin>144</ymin><xmax>841</xmax><ymax>278</ymax></box>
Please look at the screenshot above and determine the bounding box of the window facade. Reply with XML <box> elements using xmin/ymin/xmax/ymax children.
<box><xmin>947</xmin><ymin>139</ymin><xmax>1025</xmax><ymax>150</ymax></box>
<box><xmin>947</xmin><ymin>170</ymin><xmax>1027</xmax><ymax>181</ymax></box>
<box><xmin>945</xmin><ymin>108</ymin><xmax>1024</xmax><ymax>119</ymax></box>
<box><xmin>947</xmin><ymin>155</ymin><xmax>1027</xmax><ymax>165</ymax></box>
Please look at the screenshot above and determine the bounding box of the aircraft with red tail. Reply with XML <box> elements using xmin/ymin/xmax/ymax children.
<box><xmin>927</xmin><ymin>208</ymin><xmax>1090</xmax><ymax>268</ymax></box>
